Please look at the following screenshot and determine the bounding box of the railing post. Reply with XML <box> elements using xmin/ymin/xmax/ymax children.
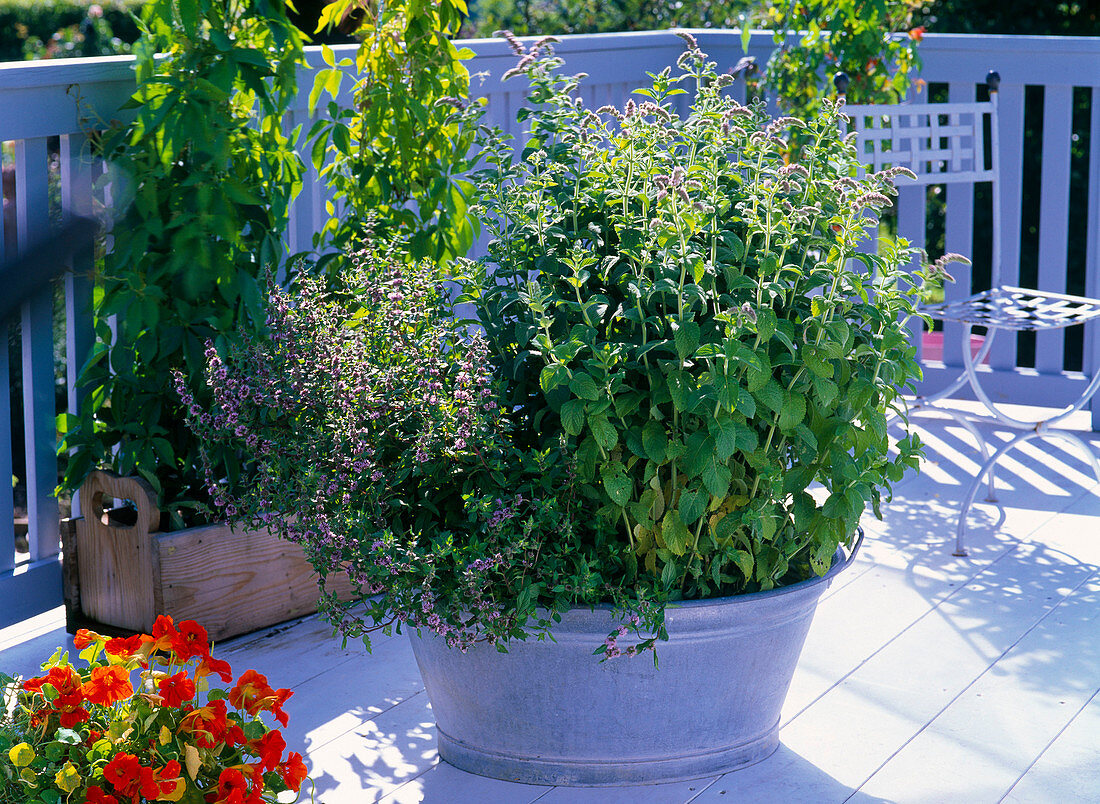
<box><xmin>61</xmin><ymin>133</ymin><xmax>96</xmax><ymax>517</ymax></box>
<box><xmin>15</xmin><ymin>138</ymin><xmax>60</xmax><ymax>561</ymax></box>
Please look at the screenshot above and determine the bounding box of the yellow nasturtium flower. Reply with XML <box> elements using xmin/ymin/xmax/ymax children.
<box><xmin>54</xmin><ymin>762</ymin><xmax>81</xmax><ymax>793</ymax></box>
<box><xmin>8</xmin><ymin>742</ymin><xmax>35</xmax><ymax>767</ymax></box>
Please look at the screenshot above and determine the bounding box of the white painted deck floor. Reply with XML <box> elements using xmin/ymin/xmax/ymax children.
<box><xmin>4</xmin><ymin>402</ymin><xmax>1100</xmax><ymax>803</ymax></box>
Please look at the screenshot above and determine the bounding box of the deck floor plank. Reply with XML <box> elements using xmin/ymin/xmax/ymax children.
<box><xmin>857</xmin><ymin>574</ymin><xmax>1100</xmax><ymax>802</ymax></box>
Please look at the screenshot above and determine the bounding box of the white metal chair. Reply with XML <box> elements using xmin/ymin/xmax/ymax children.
<box><xmin>837</xmin><ymin>71</ymin><xmax>1100</xmax><ymax>556</ymax></box>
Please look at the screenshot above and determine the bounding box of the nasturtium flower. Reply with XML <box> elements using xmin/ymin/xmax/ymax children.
<box><xmin>73</xmin><ymin>628</ymin><xmax>104</xmax><ymax>649</ymax></box>
<box><xmin>105</xmin><ymin>634</ymin><xmax>145</xmax><ymax>659</ymax></box>
<box><xmin>82</xmin><ymin>665</ymin><xmax>133</xmax><ymax>706</ymax></box>
<box><xmin>158</xmin><ymin>671</ymin><xmax>196</xmax><ymax>707</ymax></box>
<box><xmin>214</xmin><ymin>766</ymin><xmax>251</xmax><ymax>803</ymax></box>
<box><xmin>172</xmin><ymin>620</ymin><xmax>210</xmax><ymax>659</ymax></box>
<box><xmin>84</xmin><ymin>786</ymin><xmax>119</xmax><ymax>804</ymax></box>
<box><xmin>229</xmin><ymin>669</ymin><xmax>275</xmax><ymax>715</ymax></box>
<box><xmin>279</xmin><ymin>751</ymin><xmax>308</xmax><ymax>792</ymax></box>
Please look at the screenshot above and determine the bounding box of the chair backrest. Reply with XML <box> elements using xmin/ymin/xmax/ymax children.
<box><xmin>841</xmin><ymin>98</ymin><xmax>997</xmax><ymax>186</ymax></box>
<box><xmin>836</xmin><ymin>71</ymin><xmax>1003</xmax><ymax>287</ymax></box>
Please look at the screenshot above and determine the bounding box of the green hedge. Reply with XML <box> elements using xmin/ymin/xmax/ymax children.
<box><xmin>0</xmin><ymin>0</ymin><xmax>145</xmax><ymax>62</ymax></box>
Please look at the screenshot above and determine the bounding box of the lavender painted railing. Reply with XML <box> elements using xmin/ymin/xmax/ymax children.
<box><xmin>1</xmin><ymin>31</ymin><xmax>1098</xmax><ymax>620</ymax></box>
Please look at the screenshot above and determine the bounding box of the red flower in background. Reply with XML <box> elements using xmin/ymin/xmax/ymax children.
<box><xmin>103</xmin><ymin>752</ymin><xmax>143</xmax><ymax>797</ymax></box>
<box><xmin>251</xmin><ymin>729</ymin><xmax>286</xmax><ymax>772</ymax></box>
<box><xmin>909</xmin><ymin>26</ymin><xmax>926</xmax><ymax>41</ymax></box>
<box><xmin>74</xmin><ymin>628</ymin><xmax>103</xmax><ymax>649</ymax></box>
<box><xmin>195</xmin><ymin>654</ymin><xmax>234</xmax><ymax>683</ymax></box>
<box><xmin>229</xmin><ymin>670</ymin><xmax>275</xmax><ymax>715</ymax></box>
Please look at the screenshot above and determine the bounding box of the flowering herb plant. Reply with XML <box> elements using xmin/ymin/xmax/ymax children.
<box><xmin>0</xmin><ymin>618</ymin><xmax>308</xmax><ymax>804</ymax></box>
<box><xmin>181</xmin><ymin>34</ymin><xmax>929</xmax><ymax>662</ymax></box>
<box><xmin>462</xmin><ymin>32</ymin><xmax>928</xmax><ymax>605</ymax></box>
<box><xmin>178</xmin><ymin>247</ymin><xmax>621</xmax><ymax>652</ymax></box>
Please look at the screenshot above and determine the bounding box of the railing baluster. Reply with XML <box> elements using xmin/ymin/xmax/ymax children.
<box><xmin>0</xmin><ymin>321</ymin><xmax>13</xmax><ymax>574</ymax></box>
<box><xmin>897</xmin><ymin>184</ymin><xmax>927</xmax><ymax>369</ymax></box>
<box><xmin>942</xmin><ymin>81</ymin><xmax>977</xmax><ymax>369</ymax></box>
<box><xmin>15</xmin><ymin>137</ymin><xmax>59</xmax><ymax>562</ymax></box>
<box><xmin>1035</xmin><ymin>84</ymin><xmax>1074</xmax><ymax>376</ymax></box>
<box><xmin>990</xmin><ymin>83</ymin><xmax>1025</xmax><ymax>374</ymax></box>
<box><xmin>60</xmin><ymin>133</ymin><xmax>95</xmax><ymax>519</ymax></box>
<box><xmin>1087</xmin><ymin>86</ymin><xmax>1100</xmax><ymax>430</ymax></box>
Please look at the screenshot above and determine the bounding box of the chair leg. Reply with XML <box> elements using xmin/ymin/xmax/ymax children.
<box><xmin>954</xmin><ymin>429</ymin><xmax>1044</xmax><ymax>557</ymax></box>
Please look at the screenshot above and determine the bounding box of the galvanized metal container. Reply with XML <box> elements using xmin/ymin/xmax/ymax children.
<box><xmin>407</xmin><ymin>535</ymin><xmax>861</xmax><ymax>786</ymax></box>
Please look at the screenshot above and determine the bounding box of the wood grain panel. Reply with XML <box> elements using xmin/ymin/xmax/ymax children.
<box><xmin>75</xmin><ymin>471</ymin><xmax>159</xmax><ymax>630</ymax></box>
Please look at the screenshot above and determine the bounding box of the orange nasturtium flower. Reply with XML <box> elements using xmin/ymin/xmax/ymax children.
<box><xmin>73</xmin><ymin>628</ymin><xmax>105</xmax><ymax>650</ymax></box>
<box><xmin>178</xmin><ymin>699</ymin><xmax>229</xmax><ymax>749</ymax></box>
<box><xmin>82</xmin><ymin>665</ymin><xmax>134</xmax><ymax>706</ymax></box>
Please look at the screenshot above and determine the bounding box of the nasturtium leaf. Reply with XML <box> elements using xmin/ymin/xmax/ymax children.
<box><xmin>560</xmin><ymin>399</ymin><xmax>586</xmax><ymax>436</ymax></box>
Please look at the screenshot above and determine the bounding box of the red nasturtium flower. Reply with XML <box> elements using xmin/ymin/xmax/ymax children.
<box><xmin>178</xmin><ymin>698</ymin><xmax>230</xmax><ymax>749</ymax></box>
<box><xmin>229</xmin><ymin>669</ymin><xmax>275</xmax><ymax>714</ymax></box>
<box><xmin>82</xmin><ymin>664</ymin><xmax>134</xmax><ymax>706</ymax></box>
<box><xmin>102</xmin><ymin>752</ymin><xmax>143</xmax><ymax>796</ymax></box>
<box><xmin>251</xmin><ymin>729</ymin><xmax>286</xmax><ymax>772</ymax></box>
<box><xmin>143</xmin><ymin>614</ymin><xmax>178</xmax><ymax>653</ymax></box>
<box><xmin>279</xmin><ymin>751</ymin><xmax>308</xmax><ymax>792</ymax></box>
<box><xmin>195</xmin><ymin>654</ymin><xmax>234</xmax><ymax>683</ymax></box>
<box><xmin>172</xmin><ymin>619</ymin><xmax>210</xmax><ymax>659</ymax></box>
<box><xmin>84</xmin><ymin>786</ymin><xmax>119</xmax><ymax>804</ymax></box>
<box><xmin>213</xmin><ymin>766</ymin><xmax>258</xmax><ymax>804</ymax></box>
<box><xmin>158</xmin><ymin>671</ymin><xmax>196</xmax><ymax>707</ymax></box>
<box><xmin>105</xmin><ymin>634</ymin><xmax>145</xmax><ymax>659</ymax></box>
<box><xmin>909</xmin><ymin>25</ymin><xmax>926</xmax><ymax>41</ymax></box>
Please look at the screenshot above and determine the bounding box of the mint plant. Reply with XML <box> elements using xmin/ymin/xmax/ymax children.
<box><xmin>465</xmin><ymin>33</ymin><xmax>927</xmax><ymax>599</ymax></box>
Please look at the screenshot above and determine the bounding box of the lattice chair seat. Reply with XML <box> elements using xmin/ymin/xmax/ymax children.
<box><xmin>919</xmin><ymin>286</ymin><xmax>1100</xmax><ymax>332</ymax></box>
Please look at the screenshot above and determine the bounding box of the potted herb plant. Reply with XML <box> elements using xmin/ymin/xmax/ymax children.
<box><xmin>183</xmin><ymin>34</ymin><xmax>928</xmax><ymax>785</ymax></box>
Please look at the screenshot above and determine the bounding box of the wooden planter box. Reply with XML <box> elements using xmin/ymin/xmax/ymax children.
<box><xmin>62</xmin><ymin>470</ymin><xmax>350</xmax><ymax>642</ymax></box>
